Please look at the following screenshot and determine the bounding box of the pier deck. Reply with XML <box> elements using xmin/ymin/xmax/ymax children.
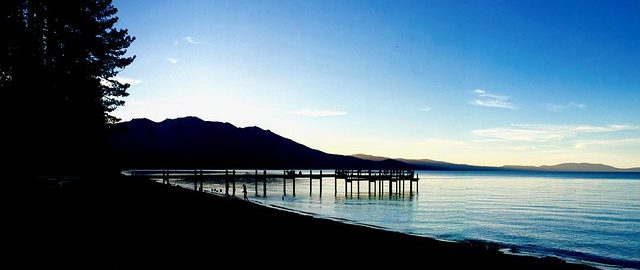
<box><xmin>130</xmin><ymin>169</ymin><xmax>420</xmax><ymax>197</ymax></box>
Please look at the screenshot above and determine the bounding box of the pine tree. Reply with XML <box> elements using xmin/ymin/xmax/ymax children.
<box><xmin>1</xmin><ymin>0</ymin><xmax>135</xmax><ymax>175</ymax></box>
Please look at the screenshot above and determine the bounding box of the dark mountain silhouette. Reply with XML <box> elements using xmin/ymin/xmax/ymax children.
<box><xmin>109</xmin><ymin>117</ymin><xmax>639</xmax><ymax>172</ymax></box>
<box><xmin>351</xmin><ymin>154</ymin><xmax>389</xmax><ymax>161</ymax></box>
<box><xmin>109</xmin><ymin>117</ymin><xmax>410</xmax><ymax>169</ymax></box>
<box><xmin>502</xmin><ymin>163</ymin><xmax>640</xmax><ymax>173</ymax></box>
<box><xmin>353</xmin><ymin>154</ymin><xmax>499</xmax><ymax>171</ymax></box>
<box><xmin>355</xmin><ymin>154</ymin><xmax>640</xmax><ymax>172</ymax></box>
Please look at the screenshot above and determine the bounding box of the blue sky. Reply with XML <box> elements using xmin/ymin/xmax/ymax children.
<box><xmin>112</xmin><ymin>0</ymin><xmax>640</xmax><ymax>167</ymax></box>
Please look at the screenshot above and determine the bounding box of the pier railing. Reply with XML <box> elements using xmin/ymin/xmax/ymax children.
<box><xmin>129</xmin><ymin>169</ymin><xmax>419</xmax><ymax>198</ymax></box>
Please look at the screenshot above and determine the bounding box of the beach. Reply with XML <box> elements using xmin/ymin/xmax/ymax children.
<box><xmin>13</xmin><ymin>174</ymin><xmax>595</xmax><ymax>269</ymax></box>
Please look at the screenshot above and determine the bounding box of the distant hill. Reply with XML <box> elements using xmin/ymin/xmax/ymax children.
<box><xmin>355</xmin><ymin>154</ymin><xmax>640</xmax><ymax>172</ymax></box>
<box><xmin>108</xmin><ymin>117</ymin><xmax>639</xmax><ymax>172</ymax></box>
<box><xmin>353</xmin><ymin>154</ymin><xmax>498</xmax><ymax>171</ymax></box>
<box><xmin>351</xmin><ymin>154</ymin><xmax>391</xmax><ymax>162</ymax></box>
<box><xmin>502</xmin><ymin>163</ymin><xmax>640</xmax><ymax>173</ymax></box>
<box><xmin>108</xmin><ymin>117</ymin><xmax>411</xmax><ymax>169</ymax></box>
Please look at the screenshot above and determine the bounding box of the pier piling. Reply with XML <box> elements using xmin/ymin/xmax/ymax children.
<box><xmin>319</xmin><ymin>170</ymin><xmax>323</xmax><ymax>196</ymax></box>
<box><xmin>283</xmin><ymin>170</ymin><xmax>286</xmax><ymax>196</ymax></box>
<box><xmin>310</xmin><ymin>170</ymin><xmax>312</xmax><ymax>196</ymax></box>
<box><xmin>263</xmin><ymin>170</ymin><xmax>267</xmax><ymax>197</ymax></box>
<box><xmin>225</xmin><ymin>170</ymin><xmax>229</xmax><ymax>195</ymax></box>
<box><xmin>137</xmin><ymin>169</ymin><xmax>419</xmax><ymax>199</ymax></box>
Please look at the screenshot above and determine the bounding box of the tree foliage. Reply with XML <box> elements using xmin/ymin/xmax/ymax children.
<box><xmin>1</xmin><ymin>0</ymin><xmax>135</xmax><ymax>174</ymax></box>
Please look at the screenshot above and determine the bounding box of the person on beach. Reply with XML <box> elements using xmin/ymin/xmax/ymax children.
<box><xmin>242</xmin><ymin>184</ymin><xmax>248</xmax><ymax>200</ymax></box>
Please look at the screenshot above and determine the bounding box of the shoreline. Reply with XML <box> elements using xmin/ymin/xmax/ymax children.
<box><xmin>231</xmin><ymin>189</ymin><xmax>621</xmax><ymax>270</ymax></box>
<box><xmin>198</xmin><ymin>182</ymin><xmax>633</xmax><ymax>270</ymax></box>
<box><xmin>14</xmin><ymin>174</ymin><xmax>597</xmax><ymax>269</ymax></box>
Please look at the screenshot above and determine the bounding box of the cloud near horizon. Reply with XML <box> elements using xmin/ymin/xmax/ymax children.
<box><xmin>544</xmin><ymin>102</ymin><xmax>587</xmax><ymax>112</ymax></box>
<box><xmin>291</xmin><ymin>109</ymin><xmax>348</xmax><ymax>117</ymax></box>
<box><xmin>167</xmin><ymin>58</ymin><xmax>179</xmax><ymax>64</ymax></box>
<box><xmin>472</xmin><ymin>124</ymin><xmax>639</xmax><ymax>142</ymax></box>
<box><xmin>574</xmin><ymin>138</ymin><xmax>640</xmax><ymax>149</ymax></box>
<box><xmin>471</xmin><ymin>89</ymin><xmax>515</xmax><ymax>109</ymax></box>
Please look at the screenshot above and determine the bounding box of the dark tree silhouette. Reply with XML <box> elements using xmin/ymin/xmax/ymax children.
<box><xmin>1</xmin><ymin>0</ymin><xmax>135</xmax><ymax>175</ymax></box>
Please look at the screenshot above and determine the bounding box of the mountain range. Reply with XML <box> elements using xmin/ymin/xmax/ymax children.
<box><xmin>352</xmin><ymin>154</ymin><xmax>496</xmax><ymax>171</ymax></box>
<box><xmin>109</xmin><ymin>117</ymin><xmax>640</xmax><ymax>172</ymax></box>
<box><xmin>502</xmin><ymin>163</ymin><xmax>640</xmax><ymax>172</ymax></box>
<box><xmin>353</xmin><ymin>154</ymin><xmax>640</xmax><ymax>172</ymax></box>
<box><xmin>108</xmin><ymin>117</ymin><xmax>405</xmax><ymax>169</ymax></box>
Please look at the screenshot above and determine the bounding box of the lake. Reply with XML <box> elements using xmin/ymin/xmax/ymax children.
<box><xmin>173</xmin><ymin>170</ymin><xmax>640</xmax><ymax>269</ymax></box>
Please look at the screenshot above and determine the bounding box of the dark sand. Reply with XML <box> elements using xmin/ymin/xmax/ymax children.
<box><xmin>11</xmin><ymin>174</ymin><xmax>595</xmax><ymax>269</ymax></box>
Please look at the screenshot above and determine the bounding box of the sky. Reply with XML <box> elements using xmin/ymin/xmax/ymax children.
<box><xmin>111</xmin><ymin>0</ymin><xmax>640</xmax><ymax>168</ymax></box>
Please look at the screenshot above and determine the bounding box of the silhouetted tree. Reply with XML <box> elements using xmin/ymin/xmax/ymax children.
<box><xmin>1</xmin><ymin>0</ymin><xmax>135</xmax><ymax>175</ymax></box>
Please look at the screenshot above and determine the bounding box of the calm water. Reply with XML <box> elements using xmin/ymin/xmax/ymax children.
<box><xmin>174</xmin><ymin>170</ymin><xmax>640</xmax><ymax>269</ymax></box>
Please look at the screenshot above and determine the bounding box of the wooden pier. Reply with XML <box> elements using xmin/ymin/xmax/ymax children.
<box><xmin>132</xmin><ymin>169</ymin><xmax>420</xmax><ymax>198</ymax></box>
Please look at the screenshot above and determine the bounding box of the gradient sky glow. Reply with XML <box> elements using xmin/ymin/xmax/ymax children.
<box><xmin>112</xmin><ymin>0</ymin><xmax>640</xmax><ymax>167</ymax></box>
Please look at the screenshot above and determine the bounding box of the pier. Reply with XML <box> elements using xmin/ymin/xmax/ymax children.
<box><xmin>131</xmin><ymin>169</ymin><xmax>420</xmax><ymax>198</ymax></box>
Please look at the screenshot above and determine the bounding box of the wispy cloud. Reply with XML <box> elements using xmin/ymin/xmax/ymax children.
<box><xmin>291</xmin><ymin>109</ymin><xmax>348</xmax><ymax>117</ymax></box>
<box><xmin>167</xmin><ymin>58</ymin><xmax>179</xmax><ymax>64</ymax></box>
<box><xmin>471</xmin><ymin>89</ymin><xmax>515</xmax><ymax>109</ymax></box>
<box><xmin>574</xmin><ymin>138</ymin><xmax>640</xmax><ymax>148</ymax></box>
<box><xmin>184</xmin><ymin>36</ymin><xmax>206</xmax><ymax>45</ymax></box>
<box><xmin>472</xmin><ymin>124</ymin><xmax>639</xmax><ymax>142</ymax></box>
<box><xmin>419</xmin><ymin>106</ymin><xmax>432</xmax><ymax>112</ymax></box>
<box><xmin>544</xmin><ymin>102</ymin><xmax>587</xmax><ymax>112</ymax></box>
<box><xmin>506</xmin><ymin>145</ymin><xmax>538</xmax><ymax>151</ymax></box>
